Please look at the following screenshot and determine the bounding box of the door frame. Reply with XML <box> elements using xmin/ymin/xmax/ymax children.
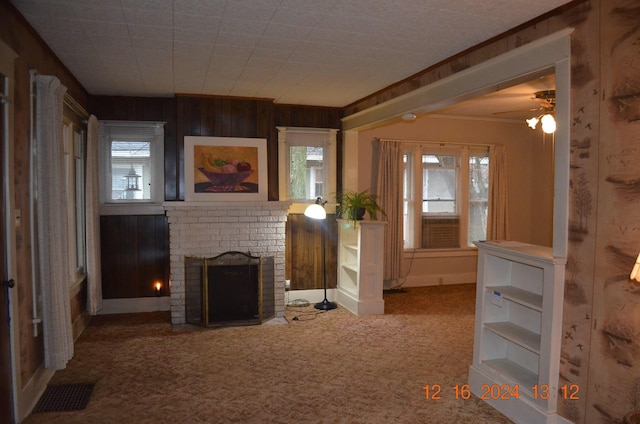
<box><xmin>0</xmin><ymin>39</ymin><xmax>18</xmax><ymax>424</ymax></box>
<box><xmin>342</xmin><ymin>28</ymin><xmax>573</xmax><ymax>260</ymax></box>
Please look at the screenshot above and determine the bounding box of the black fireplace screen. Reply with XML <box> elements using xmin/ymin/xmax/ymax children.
<box><xmin>184</xmin><ymin>251</ymin><xmax>275</xmax><ymax>326</ymax></box>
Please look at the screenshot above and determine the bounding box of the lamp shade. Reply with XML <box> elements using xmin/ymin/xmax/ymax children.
<box><xmin>540</xmin><ymin>114</ymin><xmax>556</xmax><ymax>134</ymax></box>
<box><xmin>526</xmin><ymin>117</ymin><xmax>539</xmax><ymax>129</ymax></box>
<box><xmin>304</xmin><ymin>203</ymin><xmax>326</xmax><ymax>220</ymax></box>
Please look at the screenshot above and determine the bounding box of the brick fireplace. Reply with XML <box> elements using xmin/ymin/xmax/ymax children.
<box><xmin>164</xmin><ymin>201</ymin><xmax>289</xmax><ymax>325</ymax></box>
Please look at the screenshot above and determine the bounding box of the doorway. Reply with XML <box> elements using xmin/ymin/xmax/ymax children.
<box><xmin>342</xmin><ymin>29</ymin><xmax>571</xmax><ymax>259</ymax></box>
<box><xmin>0</xmin><ymin>70</ymin><xmax>15</xmax><ymax>424</ymax></box>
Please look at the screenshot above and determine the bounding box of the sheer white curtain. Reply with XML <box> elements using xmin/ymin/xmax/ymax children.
<box><xmin>487</xmin><ymin>144</ymin><xmax>509</xmax><ymax>240</ymax></box>
<box><xmin>35</xmin><ymin>75</ymin><xmax>74</xmax><ymax>369</ymax></box>
<box><xmin>375</xmin><ymin>139</ymin><xmax>404</xmax><ymax>287</ymax></box>
<box><xmin>86</xmin><ymin>115</ymin><xmax>102</xmax><ymax>315</ymax></box>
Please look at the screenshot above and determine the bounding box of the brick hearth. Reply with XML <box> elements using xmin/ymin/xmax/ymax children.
<box><xmin>164</xmin><ymin>201</ymin><xmax>289</xmax><ymax>325</ymax></box>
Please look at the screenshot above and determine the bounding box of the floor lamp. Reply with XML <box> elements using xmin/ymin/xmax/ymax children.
<box><xmin>304</xmin><ymin>197</ymin><xmax>337</xmax><ymax>311</ymax></box>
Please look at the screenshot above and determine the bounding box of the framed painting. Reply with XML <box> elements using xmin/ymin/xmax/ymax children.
<box><xmin>184</xmin><ymin>136</ymin><xmax>268</xmax><ymax>201</ymax></box>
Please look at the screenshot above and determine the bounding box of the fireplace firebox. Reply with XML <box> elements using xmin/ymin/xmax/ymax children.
<box><xmin>184</xmin><ymin>251</ymin><xmax>275</xmax><ymax>326</ymax></box>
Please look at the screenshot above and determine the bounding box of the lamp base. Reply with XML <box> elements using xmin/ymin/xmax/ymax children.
<box><xmin>314</xmin><ymin>298</ymin><xmax>337</xmax><ymax>311</ymax></box>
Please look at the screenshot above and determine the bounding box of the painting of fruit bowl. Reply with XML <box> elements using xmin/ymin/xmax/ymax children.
<box><xmin>197</xmin><ymin>168</ymin><xmax>254</xmax><ymax>192</ymax></box>
<box><xmin>184</xmin><ymin>136</ymin><xmax>268</xmax><ymax>201</ymax></box>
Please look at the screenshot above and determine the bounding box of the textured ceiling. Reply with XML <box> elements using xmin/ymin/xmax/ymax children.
<box><xmin>437</xmin><ymin>74</ymin><xmax>556</xmax><ymax>121</ymax></box>
<box><xmin>11</xmin><ymin>0</ymin><xmax>569</xmax><ymax>107</ymax></box>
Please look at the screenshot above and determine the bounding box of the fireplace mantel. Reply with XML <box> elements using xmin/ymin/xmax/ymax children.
<box><xmin>163</xmin><ymin>200</ymin><xmax>291</xmax><ymax>210</ymax></box>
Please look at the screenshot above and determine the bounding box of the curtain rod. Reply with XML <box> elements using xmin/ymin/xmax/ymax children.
<box><xmin>30</xmin><ymin>69</ymin><xmax>89</xmax><ymax>120</ymax></box>
<box><xmin>64</xmin><ymin>92</ymin><xmax>88</xmax><ymax>120</ymax></box>
<box><xmin>376</xmin><ymin>137</ymin><xmax>498</xmax><ymax>148</ymax></box>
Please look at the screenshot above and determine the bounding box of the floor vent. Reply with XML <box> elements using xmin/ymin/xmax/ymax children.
<box><xmin>33</xmin><ymin>383</ymin><xmax>94</xmax><ymax>413</ymax></box>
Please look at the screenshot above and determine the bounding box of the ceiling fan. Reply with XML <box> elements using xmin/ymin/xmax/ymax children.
<box><xmin>494</xmin><ymin>89</ymin><xmax>556</xmax><ymax>133</ymax></box>
<box><xmin>526</xmin><ymin>90</ymin><xmax>556</xmax><ymax>133</ymax></box>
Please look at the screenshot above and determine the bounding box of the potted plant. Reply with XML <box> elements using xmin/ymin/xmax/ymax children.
<box><xmin>335</xmin><ymin>189</ymin><xmax>386</xmax><ymax>224</ymax></box>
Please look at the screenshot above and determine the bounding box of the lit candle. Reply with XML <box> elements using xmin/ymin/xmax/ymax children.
<box><xmin>154</xmin><ymin>282</ymin><xmax>162</xmax><ymax>293</ymax></box>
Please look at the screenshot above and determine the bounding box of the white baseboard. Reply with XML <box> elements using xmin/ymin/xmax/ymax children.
<box><xmin>98</xmin><ymin>296</ymin><xmax>170</xmax><ymax>315</ymax></box>
<box><xmin>337</xmin><ymin>288</ymin><xmax>384</xmax><ymax>315</ymax></box>
<box><xmin>285</xmin><ymin>288</ymin><xmax>384</xmax><ymax>315</ymax></box>
<box><xmin>284</xmin><ymin>288</ymin><xmax>337</xmax><ymax>305</ymax></box>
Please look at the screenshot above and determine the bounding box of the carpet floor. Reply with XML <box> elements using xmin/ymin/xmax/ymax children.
<box><xmin>24</xmin><ymin>284</ymin><xmax>513</xmax><ymax>423</ymax></box>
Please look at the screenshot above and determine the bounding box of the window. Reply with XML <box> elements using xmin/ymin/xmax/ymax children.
<box><xmin>98</xmin><ymin>121</ymin><xmax>165</xmax><ymax>205</ymax></box>
<box><xmin>63</xmin><ymin>118</ymin><xmax>86</xmax><ymax>282</ymax></box>
<box><xmin>277</xmin><ymin>127</ymin><xmax>338</xmax><ymax>202</ymax></box>
<box><xmin>468</xmin><ymin>154</ymin><xmax>490</xmax><ymax>245</ymax></box>
<box><xmin>422</xmin><ymin>154</ymin><xmax>457</xmax><ymax>214</ymax></box>
<box><xmin>404</xmin><ymin>144</ymin><xmax>489</xmax><ymax>249</ymax></box>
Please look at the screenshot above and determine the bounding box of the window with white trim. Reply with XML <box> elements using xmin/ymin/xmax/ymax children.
<box><xmin>404</xmin><ymin>144</ymin><xmax>489</xmax><ymax>249</ymax></box>
<box><xmin>98</xmin><ymin>121</ymin><xmax>165</xmax><ymax>205</ymax></box>
<box><xmin>277</xmin><ymin>127</ymin><xmax>338</xmax><ymax>202</ymax></box>
<box><xmin>63</xmin><ymin>117</ymin><xmax>86</xmax><ymax>282</ymax></box>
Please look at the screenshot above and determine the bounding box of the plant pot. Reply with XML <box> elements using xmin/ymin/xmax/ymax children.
<box><xmin>346</xmin><ymin>207</ymin><xmax>366</xmax><ymax>221</ymax></box>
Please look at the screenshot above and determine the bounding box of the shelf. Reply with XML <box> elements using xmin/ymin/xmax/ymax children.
<box><xmin>482</xmin><ymin>358</ymin><xmax>539</xmax><ymax>390</ymax></box>
<box><xmin>486</xmin><ymin>286</ymin><xmax>543</xmax><ymax>311</ymax></box>
<box><xmin>484</xmin><ymin>322</ymin><xmax>541</xmax><ymax>354</ymax></box>
<box><xmin>472</xmin><ymin>241</ymin><xmax>566</xmax><ymax>422</ymax></box>
<box><xmin>476</xmin><ymin>240</ymin><xmax>556</xmax><ymax>263</ymax></box>
<box><xmin>337</xmin><ymin>220</ymin><xmax>386</xmax><ymax>315</ymax></box>
<box><xmin>344</xmin><ymin>243</ymin><xmax>358</xmax><ymax>253</ymax></box>
<box><xmin>342</xmin><ymin>264</ymin><xmax>358</xmax><ymax>273</ymax></box>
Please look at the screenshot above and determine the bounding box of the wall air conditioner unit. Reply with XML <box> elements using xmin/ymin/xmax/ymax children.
<box><xmin>422</xmin><ymin>217</ymin><xmax>460</xmax><ymax>249</ymax></box>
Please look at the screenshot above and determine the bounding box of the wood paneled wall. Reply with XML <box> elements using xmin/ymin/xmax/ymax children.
<box><xmin>91</xmin><ymin>94</ymin><xmax>343</xmax><ymax>298</ymax></box>
<box><xmin>175</xmin><ymin>95</ymin><xmax>276</xmax><ymax>200</ymax></box>
<box><xmin>88</xmin><ymin>96</ymin><xmax>178</xmax><ymax>199</ymax></box>
<box><xmin>1</xmin><ymin>0</ymin><xmax>89</xmax><ymax>387</ymax></box>
<box><xmin>274</xmin><ymin>104</ymin><xmax>344</xmax><ymax>195</ymax></box>
<box><xmin>90</xmin><ymin>96</ymin><xmax>343</xmax><ymax>202</ymax></box>
<box><xmin>100</xmin><ymin>215</ymin><xmax>169</xmax><ymax>299</ymax></box>
<box><xmin>274</xmin><ymin>104</ymin><xmax>342</xmax><ymax>290</ymax></box>
<box><xmin>286</xmin><ymin>214</ymin><xmax>338</xmax><ymax>290</ymax></box>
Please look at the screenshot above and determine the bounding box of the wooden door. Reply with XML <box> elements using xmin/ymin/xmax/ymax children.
<box><xmin>0</xmin><ymin>73</ymin><xmax>15</xmax><ymax>424</ymax></box>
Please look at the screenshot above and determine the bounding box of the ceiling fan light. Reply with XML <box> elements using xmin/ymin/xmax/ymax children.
<box><xmin>540</xmin><ymin>114</ymin><xmax>556</xmax><ymax>133</ymax></box>
<box><xmin>526</xmin><ymin>117</ymin><xmax>539</xmax><ymax>129</ymax></box>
